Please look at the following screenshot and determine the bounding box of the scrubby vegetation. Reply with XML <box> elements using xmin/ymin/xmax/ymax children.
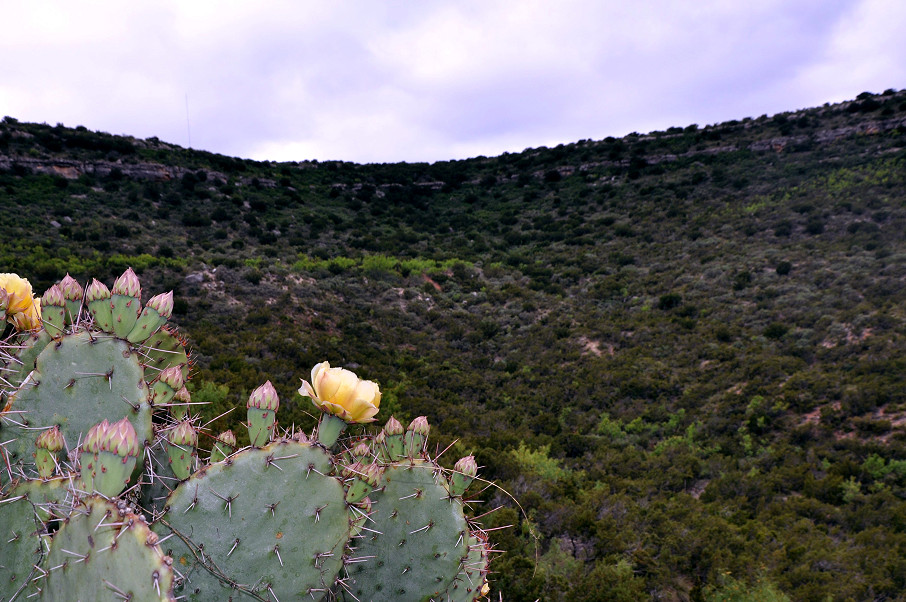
<box><xmin>2</xmin><ymin>88</ymin><xmax>906</xmax><ymax>600</ymax></box>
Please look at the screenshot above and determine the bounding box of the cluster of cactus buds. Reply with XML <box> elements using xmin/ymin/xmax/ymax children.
<box><xmin>80</xmin><ymin>418</ymin><xmax>142</xmax><ymax>497</ymax></box>
<box><xmin>0</xmin><ymin>270</ymin><xmax>497</xmax><ymax>601</ymax></box>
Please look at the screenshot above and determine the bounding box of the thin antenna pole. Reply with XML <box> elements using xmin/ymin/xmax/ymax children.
<box><xmin>185</xmin><ymin>93</ymin><xmax>191</xmax><ymax>149</ymax></box>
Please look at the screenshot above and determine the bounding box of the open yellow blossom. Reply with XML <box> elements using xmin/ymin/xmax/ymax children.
<box><xmin>0</xmin><ymin>273</ymin><xmax>42</xmax><ymax>330</ymax></box>
<box><xmin>299</xmin><ymin>361</ymin><xmax>381</xmax><ymax>423</ymax></box>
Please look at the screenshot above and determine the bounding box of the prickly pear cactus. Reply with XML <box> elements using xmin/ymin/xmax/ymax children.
<box><xmin>158</xmin><ymin>440</ymin><xmax>352</xmax><ymax>601</ymax></box>
<box><xmin>344</xmin><ymin>460</ymin><xmax>471</xmax><ymax>600</ymax></box>
<box><xmin>0</xmin><ymin>272</ymin><xmax>502</xmax><ymax>602</ymax></box>
<box><xmin>37</xmin><ymin>496</ymin><xmax>175</xmax><ymax>601</ymax></box>
<box><xmin>338</xmin><ymin>418</ymin><xmax>491</xmax><ymax>602</ymax></box>
<box><xmin>3</xmin><ymin>331</ymin><xmax>153</xmax><ymax>465</ymax></box>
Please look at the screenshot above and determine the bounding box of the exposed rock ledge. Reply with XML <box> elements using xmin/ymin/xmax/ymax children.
<box><xmin>0</xmin><ymin>156</ymin><xmax>216</xmax><ymax>182</ymax></box>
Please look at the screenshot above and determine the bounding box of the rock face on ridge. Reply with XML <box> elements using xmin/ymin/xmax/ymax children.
<box><xmin>0</xmin><ymin>155</ymin><xmax>191</xmax><ymax>181</ymax></box>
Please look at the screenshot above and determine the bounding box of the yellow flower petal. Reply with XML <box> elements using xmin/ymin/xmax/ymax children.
<box><xmin>301</xmin><ymin>362</ymin><xmax>381</xmax><ymax>424</ymax></box>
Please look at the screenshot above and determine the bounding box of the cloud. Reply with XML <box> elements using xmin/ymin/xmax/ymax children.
<box><xmin>0</xmin><ymin>1</ymin><xmax>900</xmax><ymax>163</ymax></box>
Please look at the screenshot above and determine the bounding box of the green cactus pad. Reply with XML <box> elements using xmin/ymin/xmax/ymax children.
<box><xmin>12</xmin><ymin>475</ymin><xmax>72</xmax><ymax>523</ymax></box>
<box><xmin>442</xmin><ymin>531</ymin><xmax>491</xmax><ymax>602</ymax></box>
<box><xmin>344</xmin><ymin>461</ymin><xmax>471</xmax><ymax>601</ymax></box>
<box><xmin>127</xmin><ymin>306</ymin><xmax>167</xmax><ymax>344</ymax></box>
<box><xmin>0</xmin><ymin>329</ymin><xmax>51</xmax><ymax>394</ymax></box>
<box><xmin>38</xmin><ymin>496</ymin><xmax>175</xmax><ymax>601</ymax></box>
<box><xmin>87</xmin><ymin>297</ymin><xmax>114</xmax><ymax>333</ymax></box>
<box><xmin>111</xmin><ymin>293</ymin><xmax>141</xmax><ymax>339</ymax></box>
<box><xmin>5</xmin><ymin>331</ymin><xmax>153</xmax><ymax>467</ymax></box>
<box><xmin>0</xmin><ymin>482</ymin><xmax>53</xmax><ymax>601</ymax></box>
<box><xmin>158</xmin><ymin>440</ymin><xmax>351</xmax><ymax>601</ymax></box>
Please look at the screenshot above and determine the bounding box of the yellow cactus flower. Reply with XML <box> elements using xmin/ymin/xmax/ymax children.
<box><xmin>299</xmin><ymin>361</ymin><xmax>381</xmax><ymax>423</ymax></box>
<box><xmin>0</xmin><ymin>273</ymin><xmax>42</xmax><ymax>330</ymax></box>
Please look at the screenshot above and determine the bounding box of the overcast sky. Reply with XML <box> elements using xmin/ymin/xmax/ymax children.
<box><xmin>2</xmin><ymin>1</ymin><xmax>903</xmax><ymax>164</ymax></box>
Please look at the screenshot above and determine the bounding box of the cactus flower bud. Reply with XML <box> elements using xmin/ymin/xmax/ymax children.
<box><xmin>344</xmin><ymin>462</ymin><xmax>384</xmax><ymax>503</ymax></box>
<box><xmin>450</xmin><ymin>455</ymin><xmax>478</xmax><ymax>496</ymax></box>
<box><xmin>454</xmin><ymin>455</ymin><xmax>478</xmax><ymax>479</ymax></box>
<box><xmin>248</xmin><ymin>381</ymin><xmax>280</xmax><ymax>411</ymax></box>
<box><xmin>210</xmin><ymin>429</ymin><xmax>237</xmax><ymax>463</ymax></box>
<box><xmin>166</xmin><ymin>421</ymin><xmax>197</xmax><ymax>480</ymax></box>
<box><xmin>382</xmin><ymin>416</ymin><xmax>406</xmax><ymax>460</ymax></box>
<box><xmin>35</xmin><ymin>426</ymin><xmax>65</xmax><ymax>479</ymax></box>
<box><xmin>40</xmin><ymin>285</ymin><xmax>67</xmax><ymax>335</ymax></box>
<box><xmin>36</xmin><ymin>425</ymin><xmax>65</xmax><ymax>452</ymax></box>
<box><xmin>247</xmin><ymin>382</ymin><xmax>279</xmax><ymax>447</ymax></box>
<box><xmin>299</xmin><ymin>361</ymin><xmax>380</xmax><ymax>424</ymax></box>
<box><xmin>404</xmin><ymin>415</ymin><xmax>431</xmax><ymax>458</ymax></box>
<box><xmin>168</xmin><ymin>421</ymin><xmax>198</xmax><ymax>447</ymax></box>
<box><xmin>146</xmin><ymin>291</ymin><xmax>174</xmax><ymax>319</ymax></box>
<box><xmin>102</xmin><ymin>418</ymin><xmax>141</xmax><ymax>458</ymax></box>
<box><xmin>216</xmin><ymin>430</ymin><xmax>237</xmax><ymax>448</ymax></box>
<box><xmin>41</xmin><ymin>284</ymin><xmax>65</xmax><ymax>307</ymax></box>
<box><xmin>112</xmin><ymin>267</ymin><xmax>141</xmax><ymax>298</ymax></box>
<box><xmin>85</xmin><ymin>278</ymin><xmax>111</xmax><ymax>302</ymax></box>
<box><xmin>362</xmin><ymin>462</ymin><xmax>384</xmax><ymax>487</ymax></box>
<box><xmin>383</xmin><ymin>416</ymin><xmax>404</xmax><ymax>437</ymax></box>
<box><xmin>82</xmin><ymin>420</ymin><xmax>110</xmax><ymax>454</ymax></box>
<box><xmin>407</xmin><ymin>416</ymin><xmax>430</xmax><ymax>438</ymax></box>
<box><xmin>59</xmin><ymin>273</ymin><xmax>83</xmax><ymax>301</ymax></box>
<box><xmin>159</xmin><ymin>366</ymin><xmax>185</xmax><ymax>391</ymax></box>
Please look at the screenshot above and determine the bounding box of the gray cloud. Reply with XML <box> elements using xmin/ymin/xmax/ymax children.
<box><xmin>1</xmin><ymin>1</ymin><xmax>902</xmax><ymax>163</ymax></box>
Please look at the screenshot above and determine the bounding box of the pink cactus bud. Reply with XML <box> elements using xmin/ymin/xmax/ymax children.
<box><xmin>159</xmin><ymin>366</ymin><xmax>185</xmax><ymax>390</ymax></box>
<box><xmin>353</xmin><ymin>441</ymin><xmax>371</xmax><ymax>457</ymax></box>
<box><xmin>382</xmin><ymin>416</ymin><xmax>404</xmax><ymax>437</ymax></box>
<box><xmin>247</xmin><ymin>381</ymin><xmax>280</xmax><ymax>411</ymax></box>
<box><xmin>36</xmin><ymin>426</ymin><xmax>65</xmax><ymax>452</ymax></box>
<box><xmin>362</xmin><ymin>462</ymin><xmax>384</xmax><ymax>487</ymax></box>
<box><xmin>342</xmin><ymin>461</ymin><xmax>365</xmax><ymax>480</ymax></box>
<box><xmin>83</xmin><ymin>420</ymin><xmax>110</xmax><ymax>454</ymax></box>
<box><xmin>102</xmin><ymin>418</ymin><xmax>141</xmax><ymax>458</ymax></box>
<box><xmin>216</xmin><ymin>430</ymin><xmax>237</xmax><ymax>447</ymax></box>
<box><xmin>454</xmin><ymin>455</ymin><xmax>478</xmax><ymax>479</ymax></box>
<box><xmin>112</xmin><ymin>267</ymin><xmax>141</xmax><ymax>298</ymax></box>
<box><xmin>174</xmin><ymin>386</ymin><xmax>191</xmax><ymax>403</ymax></box>
<box><xmin>407</xmin><ymin>415</ymin><xmax>430</xmax><ymax>437</ymax></box>
<box><xmin>59</xmin><ymin>274</ymin><xmax>83</xmax><ymax>301</ymax></box>
<box><xmin>168</xmin><ymin>421</ymin><xmax>198</xmax><ymax>447</ymax></box>
<box><xmin>41</xmin><ymin>284</ymin><xmax>65</xmax><ymax>308</ymax></box>
<box><xmin>85</xmin><ymin>278</ymin><xmax>111</xmax><ymax>302</ymax></box>
<box><xmin>146</xmin><ymin>291</ymin><xmax>174</xmax><ymax>319</ymax></box>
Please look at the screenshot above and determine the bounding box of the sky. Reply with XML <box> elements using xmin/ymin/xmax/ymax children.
<box><xmin>1</xmin><ymin>1</ymin><xmax>904</xmax><ymax>164</ymax></box>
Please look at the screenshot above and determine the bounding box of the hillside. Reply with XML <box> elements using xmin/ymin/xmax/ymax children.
<box><xmin>2</xmin><ymin>88</ymin><xmax>906</xmax><ymax>601</ymax></box>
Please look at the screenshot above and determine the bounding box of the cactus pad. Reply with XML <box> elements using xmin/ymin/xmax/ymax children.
<box><xmin>38</xmin><ymin>496</ymin><xmax>175</xmax><ymax>601</ymax></box>
<box><xmin>159</xmin><ymin>440</ymin><xmax>351</xmax><ymax>601</ymax></box>
<box><xmin>4</xmin><ymin>332</ymin><xmax>152</xmax><ymax>465</ymax></box>
<box><xmin>0</xmin><ymin>482</ymin><xmax>52</xmax><ymax>601</ymax></box>
<box><xmin>344</xmin><ymin>461</ymin><xmax>471</xmax><ymax>601</ymax></box>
